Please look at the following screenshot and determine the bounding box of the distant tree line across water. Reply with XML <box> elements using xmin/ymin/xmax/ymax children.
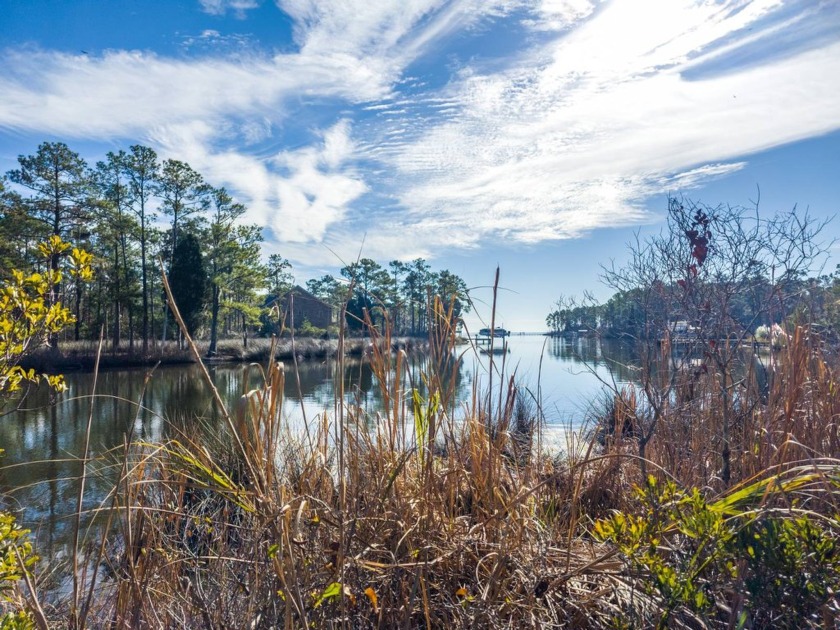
<box><xmin>546</xmin><ymin>197</ymin><xmax>836</xmax><ymax>341</ymax></box>
<box><xmin>545</xmin><ymin>280</ymin><xmax>816</xmax><ymax>338</ymax></box>
<box><xmin>547</xmin><ymin>268</ymin><xmax>840</xmax><ymax>340</ymax></box>
<box><xmin>0</xmin><ymin>142</ymin><xmax>470</xmax><ymax>354</ymax></box>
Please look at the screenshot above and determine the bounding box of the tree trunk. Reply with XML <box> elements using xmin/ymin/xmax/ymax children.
<box><xmin>141</xmin><ymin>218</ymin><xmax>148</xmax><ymax>354</ymax></box>
<box><xmin>113</xmin><ymin>247</ymin><xmax>121</xmax><ymax>349</ymax></box>
<box><xmin>208</xmin><ymin>284</ymin><xmax>220</xmax><ymax>357</ymax></box>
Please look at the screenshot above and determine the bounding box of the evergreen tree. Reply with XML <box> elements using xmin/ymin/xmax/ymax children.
<box><xmin>7</xmin><ymin>143</ymin><xmax>91</xmax><ymax>346</ymax></box>
<box><xmin>340</xmin><ymin>258</ymin><xmax>392</xmax><ymax>332</ymax></box>
<box><xmin>388</xmin><ymin>260</ymin><xmax>408</xmax><ymax>333</ymax></box>
<box><xmin>222</xmin><ymin>225</ymin><xmax>266</xmax><ymax>349</ymax></box>
<box><xmin>205</xmin><ymin>188</ymin><xmax>265</xmax><ymax>355</ymax></box>
<box><xmin>95</xmin><ymin>151</ymin><xmax>140</xmax><ymax>349</ymax></box>
<box><xmin>434</xmin><ymin>269</ymin><xmax>470</xmax><ymax>319</ymax></box>
<box><xmin>267</xmin><ymin>254</ymin><xmax>294</xmax><ymax>297</ymax></box>
<box><xmin>306</xmin><ymin>274</ymin><xmax>345</xmax><ymax>309</ymax></box>
<box><xmin>123</xmin><ymin>145</ymin><xmax>159</xmax><ymax>353</ymax></box>
<box><xmin>6</xmin><ymin>142</ymin><xmax>90</xmax><ymax>240</ymax></box>
<box><xmin>403</xmin><ymin>259</ymin><xmax>430</xmax><ymax>334</ymax></box>
<box><xmin>0</xmin><ymin>180</ymin><xmax>43</xmax><ymax>272</ymax></box>
<box><xmin>158</xmin><ymin>159</ymin><xmax>208</xmax><ymax>342</ymax></box>
<box><xmin>167</xmin><ymin>232</ymin><xmax>207</xmax><ymax>340</ymax></box>
<box><xmin>158</xmin><ymin>159</ymin><xmax>207</xmax><ymax>263</ymax></box>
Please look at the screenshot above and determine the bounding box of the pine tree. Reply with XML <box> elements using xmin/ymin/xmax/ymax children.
<box><xmin>7</xmin><ymin>143</ymin><xmax>91</xmax><ymax>347</ymax></box>
<box><xmin>123</xmin><ymin>145</ymin><xmax>159</xmax><ymax>353</ymax></box>
<box><xmin>167</xmin><ymin>232</ymin><xmax>208</xmax><ymax>341</ymax></box>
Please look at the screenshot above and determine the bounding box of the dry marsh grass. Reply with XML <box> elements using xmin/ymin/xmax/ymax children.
<box><xmin>9</xmin><ymin>300</ymin><xmax>840</xmax><ymax>628</ymax></box>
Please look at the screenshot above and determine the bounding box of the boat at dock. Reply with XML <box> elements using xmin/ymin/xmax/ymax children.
<box><xmin>478</xmin><ymin>327</ymin><xmax>511</xmax><ymax>338</ymax></box>
<box><xmin>475</xmin><ymin>328</ymin><xmax>511</xmax><ymax>354</ymax></box>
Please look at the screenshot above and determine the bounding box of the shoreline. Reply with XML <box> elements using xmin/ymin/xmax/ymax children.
<box><xmin>20</xmin><ymin>336</ymin><xmax>430</xmax><ymax>372</ymax></box>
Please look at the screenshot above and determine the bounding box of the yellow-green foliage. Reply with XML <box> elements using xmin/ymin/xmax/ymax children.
<box><xmin>0</xmin><ymin>235</ymin><xmax>92</xmax><ymax>397</ymax></box>
<box><xmin>0</xmin><ymin>239</ymin><xmax>91</xmax><ymax>626</ymax></box>
<box><xmin>595</xmin><ymin>474</ymin><xmax>840</xmax><ymax>628</ymax></box>
<box><xmin>594</xmin><ymin>477</ymin><xmax>735</xmax><ymax>621</ymax></box>
<box><xmin>0</xmin><ymin>484</ymin><xmax>37</xmax><ymax>585</ymax></box>
<box><xmin>0</xmin><ymin>451</ymin><xmax>36</xmax><ymax>630</ymax></box>
<box><xmin>0</xmin><ymin>611</ymin><xmax>34</xmax><ymax>630</ymax></box>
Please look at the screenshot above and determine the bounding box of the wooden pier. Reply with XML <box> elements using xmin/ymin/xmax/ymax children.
<box><xmin>474</xmin><ymin>335</ymin><xmax>510</xmax><ymax>354</ymax></box>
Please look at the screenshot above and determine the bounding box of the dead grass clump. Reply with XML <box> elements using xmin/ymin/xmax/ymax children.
<box><xmin>17</xmin><ymin>278</ymin><xmax>840</xmax><ymax>628</ymax></box>
<box><xmin>50</xmin><ymin>295</ymin><xmax>625</xmax><ymax>629</ymax></box>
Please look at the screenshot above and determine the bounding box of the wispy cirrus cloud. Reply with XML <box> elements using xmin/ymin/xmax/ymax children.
<box><xmin>0</xmin><ymin>0</ymin><xmax>838</xmax><ymax>275</ymax></box>
<box><xmin>180</xmin><ymin>28</ymin><xmax>259</xmax><ymax>53</ymax></box>
<box><xmin>356</xmin><ymin>0</ymin><xmax>840</xmax><ymax>250</ymax></box>
<box><xmin>0</xmin><ymin>0</ymin><xmax>522</xmax><ymax>257</ymax></box>
<box><xmin>279</xmin><ymin>0</ymin><xmax>523</xmax><ymax>58</ymax></box>
<box><xmin>0</xmin><ymin>48</ymin><xmax>391</xmax><ymax>138</ymax></box>
<box><xmin>522</xmin><ymin>0</ymin><xmax>596</xmax><ymax>32</ymax></box>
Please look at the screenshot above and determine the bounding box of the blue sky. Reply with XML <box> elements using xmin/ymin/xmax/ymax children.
<box><xmin>1</xmin><ymin>0</ymin><xmax>839</xmax><ymax>331</ymax></box>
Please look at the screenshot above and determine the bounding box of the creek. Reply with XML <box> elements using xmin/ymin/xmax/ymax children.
<box><xmin>0</xmin><ymin>335</ymin><xmax>636</xmax><ymax>563</ymax></box>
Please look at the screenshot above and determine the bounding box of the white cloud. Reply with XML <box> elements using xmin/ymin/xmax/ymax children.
<box><xmin>199</xmin><ymin>0</ymin><xmax>261</xmax><ymax>17</ymax></box>
<box><xmin>276</xmin><ymin>0</ymin><xmax>525</xmax><ymax>62</ymax></box>
<box><xmin>0</xmin><ymin>0</ymin><xmax>527</xmax><ymax>263</ymax></box>
<box><xmin>270</xmin><ymin>121</ymin><xmax>368</xmax><ymax>242</ymax></box>
<box><xmin>181</xmin><ymin>29</ymin><xmax>258</xmax><ymax>53</ymax></box>
<box><xmin>151</xmin><ymin>120</ymin><xmax>366</xmax><ymax>244</ymax></box>
<box><xmin>360</xmin><ymin>0</ymin><xmax>840</xmax><ymax>251</ymax></box>
<box><xmin>663</xmin><ymin>163</ymin><xmax>748</xmax><ymax>190</ymax></box>
<box><xmin>0</xmin><ymin>49</ymin><xmax>392</xmax><ymax>137</ymax></box>
<box><xmin>0</xmin><ymin>0</ymin><xmax>838</xmax><ymax>270</ymax></box>
<box><xmin>523</xmin><ymin>0</ymin><xmax>596</xmax><ymax>31</ymax></box>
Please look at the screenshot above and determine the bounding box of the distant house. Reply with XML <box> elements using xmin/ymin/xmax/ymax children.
<box><xmin>667</xmin><ymin>320</ymin><xmax>700</xmax><ymax>341</ymax></box>
<box><xmin>668</xmin><ymin>321</ymin><xmax>687</xmax><ymax>333</ymax></box>
<box><xmin>273</xmin><ymin>286</ymin><xmax>335</xmax><ymax>330</ymax></box>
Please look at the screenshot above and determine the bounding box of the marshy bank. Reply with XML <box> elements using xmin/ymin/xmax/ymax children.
<box><xmin>19</xmin><ymin>336</ymin><xmax>430</xmax><ymax>372</ymax></box>
<box><xmin>4</xmin><ymin>318</ymin><xmax>840</xmax><ymax>628</ymax></box>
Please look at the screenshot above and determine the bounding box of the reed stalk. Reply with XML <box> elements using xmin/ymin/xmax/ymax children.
<box><xmin>11</xmin><ymin>284</ymin><xmax>840</xmax><ymax>628</ymax></box>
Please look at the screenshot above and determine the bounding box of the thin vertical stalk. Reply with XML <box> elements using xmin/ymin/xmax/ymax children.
<box><xmin>287</xmin><ymin>293</ymin><xmax>314</xmax><ymax>453</ymax></box>
<box><xmin>71</xmin><ymin>326</ymin><xmax>103</xmax><ymax>629</ymax></box>
<box><xmin>158</xmin><ymin>258</ymin><xmax>259</xmax><ymax>489</ymax></box>
<box><xmin>487</xmin><ymin>266</ymin><xmax>500</xmax><ymax>428</ymax></box>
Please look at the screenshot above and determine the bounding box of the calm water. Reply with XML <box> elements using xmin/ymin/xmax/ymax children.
<box><xmin>0</xmin><ymin>335</ymin><xmax>635</xmax><ymax>560</ymax></box>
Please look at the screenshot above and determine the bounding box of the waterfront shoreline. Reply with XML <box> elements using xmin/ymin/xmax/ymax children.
<box><xmin>20</xmin><ymin>336</ymin><xmax>429</xmax><ymax>372</ymax></box>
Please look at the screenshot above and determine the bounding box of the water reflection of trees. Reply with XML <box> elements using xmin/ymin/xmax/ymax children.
<box><xmin>1</xmin><ymin>348</ymin><xmax>466</xmax><ymax>561</ymax></box>
<box><xmin>547</xmin><ymin>337</ymin><xmax>640</xmax><ymax>383</ymax></box>
<box><xmin>0</xmin><ymin>370</ymin><xmax>154</xmax><ymax>561</ymax></box>
<box><xmin>341</xmin><ymin>350</ymin><xmax>466</xmax><ymax>415</ymax></box>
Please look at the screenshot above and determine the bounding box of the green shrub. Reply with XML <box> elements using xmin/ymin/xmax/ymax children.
<box><xmin>298</xmin><ymin>318</ymin><xmax>327</xmax><ymax>338</ymax></box>
<box><xmin>0</xmin><ymin>239</ymin><xmax>91</xmax><ymax>626</ymax></box>
<box><xmin>0</xmin><ymin>453</ymin><xmax>37</xmax><ymax>629</ymax></box>
<box><xmin>594</xmin><ymin>475</ymin><xmax>840</xmax><ymax>628</ymax></box>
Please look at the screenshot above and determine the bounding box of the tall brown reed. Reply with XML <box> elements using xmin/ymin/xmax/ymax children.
<box><xmin>21</xmin><ymin>281</ymin><xmax>840</xmax><ymax>628</ymax></box>
<box><xmin>62</xmin><ymin>280</ymin><xmax>628</xmax><ymax>629</ymax></box>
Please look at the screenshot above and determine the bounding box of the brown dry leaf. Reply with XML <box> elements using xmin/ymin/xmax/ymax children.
<box><xmin>364</xmin><ymin>587</ymin><xmax>379</xmax><ymax>613</ymax></box>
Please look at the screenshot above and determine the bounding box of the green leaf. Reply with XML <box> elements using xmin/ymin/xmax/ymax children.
<box><xmin>313</xmin><ymin>582</ymin><xmax>343</xmax><ymax>608</ymax></box>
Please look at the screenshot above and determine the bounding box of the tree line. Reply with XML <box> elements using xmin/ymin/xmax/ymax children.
<box><xmin>304</xmin><ymin>257</ymin><xmax>470</xmax><ymax>336</ymax></box>
<box><xmin>0</xmin><ymin>142</ymin><xmax>470</xmax><ymax>355</ymax></box>
<box><xmin>545</xmin><ymin>281</ymin><xmax>799</xmax><ymax>338</ymax></box>
<box><xmin>546</xmin><ymin>197</ymin><xmax>835</xmax><ymax>340</ymax></box>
